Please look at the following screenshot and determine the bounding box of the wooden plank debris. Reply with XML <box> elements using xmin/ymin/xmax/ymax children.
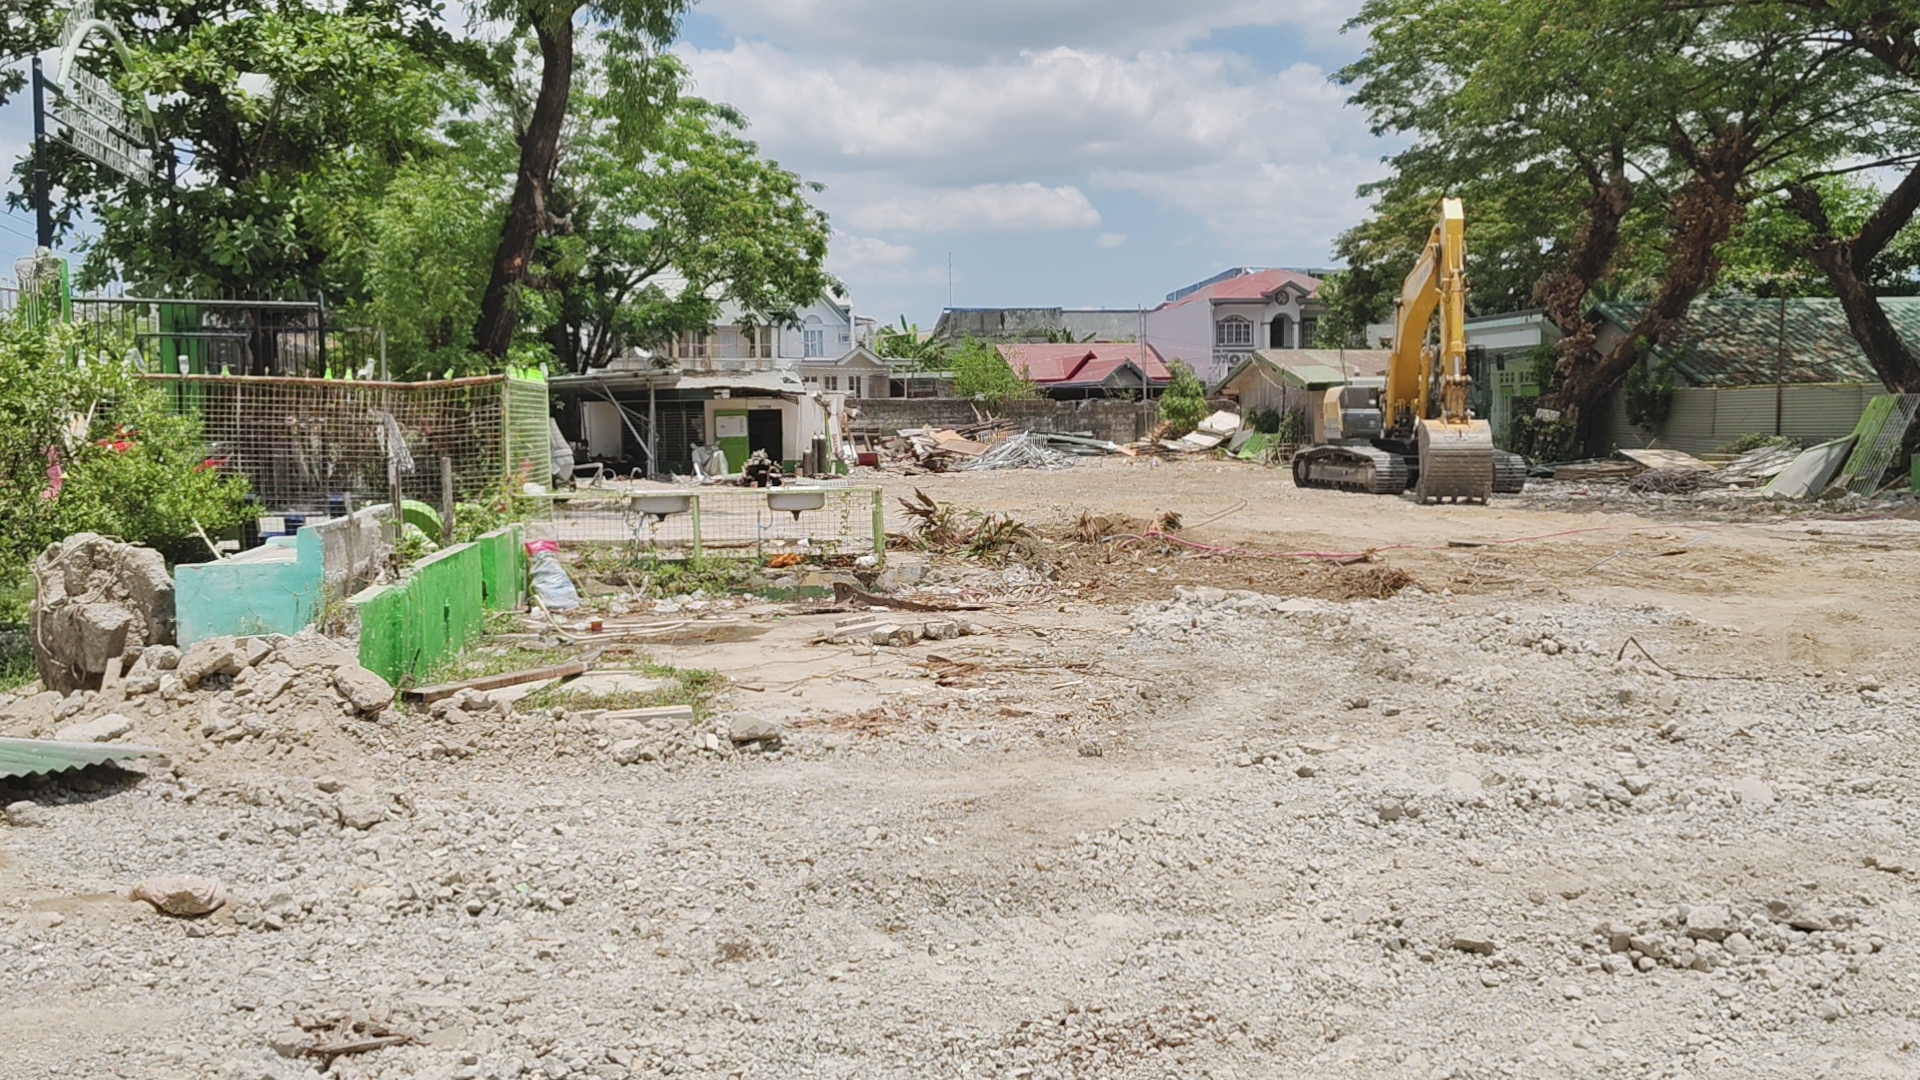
<box><xmin>402</xmin><ymin>660</ymin><xmax>590</xmax><ymax>704</ymax></box>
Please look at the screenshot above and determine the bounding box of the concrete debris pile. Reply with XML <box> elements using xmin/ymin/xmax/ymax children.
<box><xmin>818</xmin><ymin>613</ymin><xmax>977</xmax><ymax>645</ymax></box>
<box><xmin>0</xmin><ymin>630</ymin><xmax>396</xmax><ymax>768</ymax></box>
<box><xmin>30</xmin><ymin>533</ymin><xmax>176</xmax><ymax>695</ymax></box>
<box><xmin>558</xmin><ymin>704</ymin><xmax>784</xmax><ymax>765</ymax></box>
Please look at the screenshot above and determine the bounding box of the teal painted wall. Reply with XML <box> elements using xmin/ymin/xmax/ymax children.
<box><xmin>350</xmin><ymin>526</ymin><xmax>523</xmax><ymax>685</ymax></box>
<box><xmin>175</xmin><ymin>530</ymin><xmax>324</xmax><ymax>644</ymax></box>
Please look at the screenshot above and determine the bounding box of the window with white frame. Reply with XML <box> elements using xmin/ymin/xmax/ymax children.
<box><xmin>1215</xmin><ymin>316</ymin><xmax>1253</xmax><ymax>348</ymax></box>
<box><xmin>804</xmin><ymin>316</ymin><xmax>825</xmax><ymax>357</ymax></box>
<box><xmin>824</xmin><ymin>375</ymin><xmax>839</xmax><ymax>391</ymax></box>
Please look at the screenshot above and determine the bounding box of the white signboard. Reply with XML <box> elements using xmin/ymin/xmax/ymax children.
<box><xmin>49</xmin><ymin>1</ymin><xmax>155</xmax><ymax>185</ymax></box>
<box><xmin>714</xmin><ymin>414</ymin><xmax>748</xmax><ymax>439</ymax></box>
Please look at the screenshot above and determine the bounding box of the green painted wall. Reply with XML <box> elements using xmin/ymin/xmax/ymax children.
<box><xmin>350</xmin><ymin>526</ymin><xmax>524</xmax><ymax>685</ymax></box>
<box><xmin>175</xmin><ymin>530</ymin><xmax>323</xmax><ymax>643</ymax></box>
<box><xmin>714</xmin><ymin>409</ymin><xmax>750</xmax><ymax>475</ymax></box>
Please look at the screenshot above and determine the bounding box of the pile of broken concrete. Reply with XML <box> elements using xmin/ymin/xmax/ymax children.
<box><xmin>0</xmin><ymin>631</ymin><xmax>397</xmax><ymax>764</ymax></box>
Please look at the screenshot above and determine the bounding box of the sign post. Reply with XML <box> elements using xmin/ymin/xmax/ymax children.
<box><xmin>30</xmin><ymin>58</ymin><xmax>52</xmax><ymax>249</ymax></box>
<box><xmin>25</xmin><ymin>2</ymin><xmax>163</xmax><ymax>251</ymax></box>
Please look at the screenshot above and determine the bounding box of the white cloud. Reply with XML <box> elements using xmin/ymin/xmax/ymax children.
<box><xmin>680</xmin><ymin>42</ymin><xmax>1386</xmax><ymax>253</ymax></box>
<box><xmin>848</xmin><ymin>183</ymin><xmax>1100</xmax><ymax>233</ymax></box>
<box><xmin>827</xmin><ymin>231</ymin><xmax>950</xmax><ymax>286</ymax></box>
<box><xmin>1097</xmin><ymin>232</ymin><xmax>1127</xmax><ymax>248</ymax></box>
<box><xmin>698</xmin><ymin>0</ymin><xmax>1359</xmax><ymax>62</ymax></box>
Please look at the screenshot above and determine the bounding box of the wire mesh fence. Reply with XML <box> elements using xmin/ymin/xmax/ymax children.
<box><xmin>141</xmin><ymin>373</ymin><xmax>551</xmax><ymax>513</ymax></box>
<box><xmin>521</xmin><ymin>486</ymin><xmax>886</xmax><ymax>561</ymax></box>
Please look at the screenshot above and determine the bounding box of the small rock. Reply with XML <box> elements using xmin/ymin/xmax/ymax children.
<box><xmin>314</xmin><ymin>776</ymin><xmax>344</xmax><ymax>793</ymax></box>
<box><xmin>1452</xmin><ymin>926</ymin><xmax>1498</xmax><ymax>955</ymax></box>
<box><xmin>144</xmin><ymin>644</ymin><xmax>181</xmax><ymax>671</ymax></box>
<box><xmin>130</xmin><ymin>874</ymin><xmax>228</xmax><ymax>917</ymax></box>
<box><xmin>1346</xmin><ymin>696</ymin><xmax>1370</xmax><ymax>710</ymax></box>
<box><xmin>1077</xmin><ymin>741</ymin><xmax>1104</xmax><ymax>758</ymax></box>
<box><xmin>921</xmin><ymin>620</ymin><xmax>962</xmax><ymax>641</ymax></box>
<box><xmin>728</xmin><ymin>716</ymin><xmax>782</xmax><ymax>744</ymax></box>
<box><xmin>241</xmin><ymin>637</ymin><xmax>273</xmax><ymax>667</ymax></box>
<box><xmin>868</xmin><ymin>624</ymin><xmax>922</xmax><ymax>648</ymax></box>
<box><xmin>1686</xmin><ymin>903</ymin><xmax>1735</xmax><ymax>942</ymax></box>
<box><xmin>335</xmin><ymin>784</ymin><xmax>389</xmax><ymax>830</ymax></box>
<box><xmin>1375</xmin><ymin>798</ymin><xmax>1405</xmax><ymax>823</ymax></box>
<box><xmin>53</xmin><ymin>712</ymin><xmax>135</xmax><ymax>743</ymax></box>
<box><xmin>4</xmin><ymin>800</ymin><xmax>46</xmax><ymax>827</ymax></box>
<box><xmin>177</xmin><ymin>637</ymin><xmax>242</xmax><ymax>688</ymax></box>
<box><xmin>1730</xmin><ymin>777</ymin><xmax>1775</xmax><ymax>806</ymax></box>
<box><xmin>332</xmin><ymin>665</ymin><xmax>394</xmax><ymax>715</ymax></box>
<box><xmin>1621</xmin><ymin>774</ymin><xmax>1653</xmax><ymax>796</ymax></box>
<box><xmin>1865</xmin><ymin>854</ymin><xmax>1908</xmax><ymax>875</ymax></box>
<box><xmin>1294</xmin><ymin>763</ymin><xmax>1318</xmax><ymax>778</ymax></box>
<box><xmin>610</xmin><ymin>739</ymin><xmax>645</xmax><ymax>765</ymax></box>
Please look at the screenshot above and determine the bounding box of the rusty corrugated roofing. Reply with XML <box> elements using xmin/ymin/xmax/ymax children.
<box><xmin>0</xmin><ymin>737</ymin><xmax>162</xmax><ymax>780</ymax></box>
<box><xmin>1596</xmin><ymin>299</ymin><xmax>1917</xmax><ymax>387</ymax></box>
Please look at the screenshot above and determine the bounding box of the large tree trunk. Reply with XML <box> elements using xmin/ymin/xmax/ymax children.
<box><xmin>474</xmin><ymin>16</ymin><xmax>576</xmax><ymax>362</ymax></box>
<box><xmin>1532</xmin><ymin>160</ymin><xmax>1634</xmax><ymax>424</ymax></box>
<box><xmin>1541</xmin><ymin>137</ymin><xmax>1748</xmax><ymax>437</ymax></box>
<box><xmin>1787</xmin><ymin>161</ymin><xmax>1920</xmax><ymax>393</ymax></box>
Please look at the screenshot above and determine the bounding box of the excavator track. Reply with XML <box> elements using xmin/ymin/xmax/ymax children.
<box><xmin>1492</xmin><ymin>450</ymin><xmax>1528</xmax><ymax>494</ymax></box>
<box><xmin>1415</xmin><ymin>420</ymin><xmax>1494</xmax><ymax>504</ymax></box>
<box><xmin>1292</xmin><ymin>444</ymin><xmax>1410</xmax><ymax>495</ymax></box>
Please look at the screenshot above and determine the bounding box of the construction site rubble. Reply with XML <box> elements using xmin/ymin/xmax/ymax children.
<box><xmin>5</xmin><ymin>456</ymin><xmax>1920</xmax><ymax>1080</ymax></box>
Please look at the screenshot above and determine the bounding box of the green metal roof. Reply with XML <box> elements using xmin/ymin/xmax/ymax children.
<box><xmin>0</xmin><ymin>737</ymin><xmax>162</xmax><ymax>780</ymax></box>
<box><xmin>1594</xmin><ymin>298</ymin><xmax>1920</xmax><ymax>387</ymax></box>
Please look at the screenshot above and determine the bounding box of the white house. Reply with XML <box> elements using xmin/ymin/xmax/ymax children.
<box><xmin>655</xmin><ymin>296</ymin><xmax>857</xmax><ymax>371</ymax></box>
<box><xmin>1144</xmin><ymin>268</ymin><xmax>1328</xmax><ymax>387</ymax></box>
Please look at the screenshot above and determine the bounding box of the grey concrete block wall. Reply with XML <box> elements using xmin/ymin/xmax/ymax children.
<box><xmin>849</xmin><ymin>398</ymin><xmax>1162</xmax><ymax>443</ymax></box>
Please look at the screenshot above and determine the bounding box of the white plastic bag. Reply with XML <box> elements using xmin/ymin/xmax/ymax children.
<box><xmin>525</xmin><ymin>539</ymin><xmax>581</xmax><ymax>610</ymax></box>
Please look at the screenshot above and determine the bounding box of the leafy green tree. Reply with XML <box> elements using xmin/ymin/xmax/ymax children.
<box><xmin>952</xmin><ymin>338</ymin><xmax>1039</xmax><ymax>410</ymax></box>
<box><xmin>0</xmin><ymin>315</ymin><xmax>251</xmax><ymax>616</ymax></box>
<box><xmin>535</xmin><ymin>86</ymin><xmax>835</xmax><ymax>373</ymax></box>
<box><xmin>1158</xmin><ymin>361</ymin><xmax>1207</xmax><ymax>436</ymax></box>
<box><xmin>471</xmin><ymin>0</ymin><xmax>690</xmax><ymax>360</ymax></box>
<box><xmin>22</xmin><ymin>1</ymin><xmax>471</xmax><ymax>301</ymax></box>
<box><xmin>875</xmin><ymin>316</ymin><xmax>950</xmax><ymax>372</ymax></box>
<box><xmin>1339</xmin><ymin>0</ymin><xmax>1892</xmax><ymax>441</ymax></box>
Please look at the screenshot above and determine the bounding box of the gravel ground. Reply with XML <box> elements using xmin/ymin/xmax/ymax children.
<box><xmin>4</xmin><ymin>463</ymin><xmax>1920</xmax><ymax>1080</ymax></box>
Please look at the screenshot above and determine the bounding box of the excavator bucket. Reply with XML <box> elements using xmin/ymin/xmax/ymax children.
<box><xmin>1415</xmin><ymin>419</ymin><xmax>1494</xmax><ymax>504</ymax></box>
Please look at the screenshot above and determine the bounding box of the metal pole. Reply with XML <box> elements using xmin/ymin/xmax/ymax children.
<box><xmin>439</xmin><ymin>455</ymin><xmax>455</xmax><ymax>546</ymax></box>
<box><xmin>648</xmin><ymin>381</ymin><xmax>658</xmax><ymax>480</ymax></box>
<box><xmin>31</xmin><ymin>58</ymin><xmax>53</xmax><ymax>249</ymax></box>
<box><xmin>1774</xmin><ymin>290</ymin><xmax>1787</xmax><ymax>436</ymax></box>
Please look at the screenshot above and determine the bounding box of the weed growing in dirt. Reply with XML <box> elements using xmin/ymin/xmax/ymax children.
<box><xmin>566</xmin><ymin>551</ymin><xmax>759</xmax><ymax>598</ymax></box>
<box><xmin>523</xmin><ymin>659</ymin><xmax>722</xmax><ymax>716</ymax></box>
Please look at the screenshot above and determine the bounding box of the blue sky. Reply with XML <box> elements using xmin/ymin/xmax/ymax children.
<box><xmin>2</xmin><ymin>1</ymin><xmax>1392</xmax><ymax>326</ymax></box>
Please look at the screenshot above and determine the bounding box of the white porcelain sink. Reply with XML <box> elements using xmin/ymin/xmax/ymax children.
<box><xmin>766</xmin><ymin>490</ymin><xmax>826</xmax><ymax>518</ymax></box>
<box><xmin>630</xmin><ymin>493</ymin><xmax>692</xmax><ymax>519</ymax></box>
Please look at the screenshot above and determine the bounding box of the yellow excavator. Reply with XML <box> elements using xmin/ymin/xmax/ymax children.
<box><xmin>1292</xmin><ymin>198</ymin><xmax>1526</xmax><ymax>502</ymax></box>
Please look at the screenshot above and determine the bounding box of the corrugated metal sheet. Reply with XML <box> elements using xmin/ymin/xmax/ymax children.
<box><xmin>0</xmin><ymin>737</ymin><xmax>162</xmax><ymax>780</ymax></box>
<box><xmin>1595</xmin><ymin>299</ymin><xmax>1915</xmax><ymax>386</ymax></box>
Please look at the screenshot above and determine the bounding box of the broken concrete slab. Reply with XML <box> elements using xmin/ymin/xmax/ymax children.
<box><xmin>52</xmin><ymin>712</ymin><xmax>135</xmax><ymax>744</ymax></box>
<box><xmin>30</xmin><ymin>534</ymin><xmax>176</xmax><ymax>695</ymax></box>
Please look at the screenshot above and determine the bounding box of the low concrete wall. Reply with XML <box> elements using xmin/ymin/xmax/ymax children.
<box><xmin>175</xmin><ymin>506</ymin><xmax>390</xmax><ymax>645</ymax></box>
<box><xmin>851</xmin><ymin>398</ymin><xmax>1160</xmax><ymax>443</ymax></box>
<box><xmin>350</xmin><ymin>527</ymin><xmax>524</xmax><ymax>685</ymax></box>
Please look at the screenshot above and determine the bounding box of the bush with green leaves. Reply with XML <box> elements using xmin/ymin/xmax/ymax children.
<box><xmin>952</xmin><ymin>336</ymin><xmax>1041</xmax><ymax>410</ymax></box>
<box><xmin>0</xmin><ymin>316</ymin><xmax>252</xmax><ymax>618</ymax></box>
<box><xmin>1158</xmin><ymin>360</ymin><xmax>1208</xmax><ymax>436</ymax></box>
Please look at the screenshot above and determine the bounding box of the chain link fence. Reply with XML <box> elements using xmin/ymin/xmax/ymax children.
<box><xmin>141</xmin><ymin>373</ymin><xmax>551</xmax><ymax>513</ymax></box>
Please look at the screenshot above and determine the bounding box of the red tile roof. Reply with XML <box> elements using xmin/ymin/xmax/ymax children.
<box><xmin>998</xmin><ymin>343</ymin><xmax>1173</xmax><ymax>385</ymax></box>
<box><xmin>1159</xmin><ymin>268</ymin><xmax>1321</xmax><ymax>310</ymax></box>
